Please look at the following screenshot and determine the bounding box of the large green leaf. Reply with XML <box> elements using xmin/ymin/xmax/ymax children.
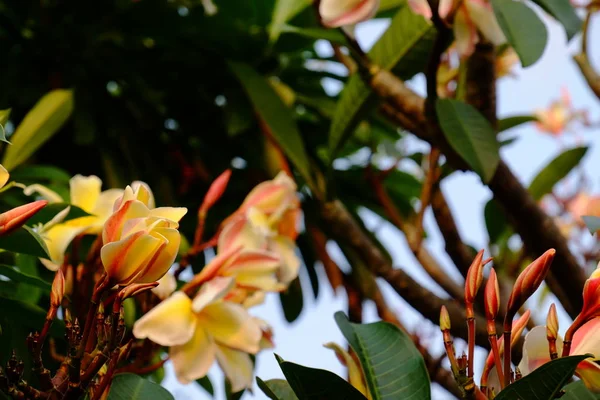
<box><xmin>531</xmin><ymin>0</ymin><xmax>581</xmax><ymax>40</ymax></box>
<box><xmin>329</xmin><ymin>5</ymin><xmax>435</xmax><ymax>157</ymax></box>
<box><xmin>491</xmin><ymin>0</ymin><xmax>548</xmax><ymax>68</ymax></box>
<box><xmin>498</xmin><ymin>115</ymin><xmax>537</xmax><ymax>133</ymax></box>
<box><xmin>495</xmin><ymin>354</ymin><xmax>591</xmax><ymax>400</ymax></box>
<box><xmin>334</xmin><ymin>312</ymin><xmax>431</xmax><ymax>400</ymax></box>
<box><xmin>108</xmin><ymin>373</ymin><xmax>174</xmax><ymax>400</ymax></box>
<box><xmin>583</xmin><ymin>216</ymin><xmax>600</xmax><ymax>234</ymax></box>
<box><xmin>269</xmin><ymin>0</ymin><xmax>311</xmax><ymax>43</ymax></box>
<box><xmin>0</xmin><ymin>225</ymin><xmax>50</xmax><ymax>258</ymax></box>
<box><xmin>436</xmin><ymin>99</ymin><xmax>500</xmax><ymax>183</ymax></box>
<box><xmin>0</xmin><ymin>264</ymin><xmax>50</xmax><ymax>292</ymax></box>
<box><xmin>3</xmin><ymin>90</ymin><xmax>74</xmax><ymax>171</ymax></box>
<box><xmin>196</xmin><ymin>376</ymin><xmax>214</xmax><ymax>396</ymax></box>
<box><xmin>561</xmin><ymin>381</ymin><xmax>600</xmax><ymax>399</ymax></box>
<box><xmin>10</xmin><ymin>165</ymin><xmax>71</xmax><ymax>183</ymax></box>
<box><xmin>257</xmin><ymin>378</ymin><xmax>299</xmax><ymax>400</ymax></box>
<box><xmin>484</xmin><ymin>199</ymin><xmax>509</xmax><ymax>244</ymax></box>
<box><xmin>0</xmin><ymin>295</ymin><xmax>65</xmax><ymax>338</ymax></box>
<box><xmin>279</xmin><ymin>276</ymin><xmax>304</xmax><ymax>323</ymax></box>
<box><xmin>228</xmin><ymin>61</ymin><xmax>313</xmax><ymax>187</ymax></box>
<box><xmin>528</xmin><ymin>146</ymin><xmax>588</xmax><ymax>201</ymax></box>
<box><xmin>276</xmin><ymin>355</ymin><xmax>367</xmax><ymax>400</ymax></box>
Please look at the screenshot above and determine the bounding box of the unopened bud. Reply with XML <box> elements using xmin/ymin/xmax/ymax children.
<box><xmin>50</xmin><ymin>270</ymin><xmax>65</xmax><ymax>308</ymax></box>
<box><xmin>484</xmin><ymin>268</ymin><xmax>500</xmax><ymax>334</ymax></box>
<box><xmin>546</xmin><ymin>303</ymin><xmax>558</xmax><ymax>340</ymax></box>
<box><xmin>439</xmin><ymin>305</ymin><xmax>451</xmax><ymax>331</ymax></box>
<box><xmin>0</xmin><ymin>200</ymin><xmax>48</xmax><ymax>237</ymax></box>
<box><xmin>512</xmin><ymin>310</ymin><xmax>531</xmax><ymax>345</ymax></box>
<box><xmin>200</xmin><ymin>169</ymin><xmax>232</xmax><ymax>215</ymax></box>
<box><xmin>505</xmin><ymin>249</ymin><xmax>555</xmax><ymax>327</ymax></box>
<box><xmin>465</xmin><ymin>250</ymin><xmax>486</xmax><ymax>308</ymax></box>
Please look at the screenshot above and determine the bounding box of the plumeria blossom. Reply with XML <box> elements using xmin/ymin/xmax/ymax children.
<box><xmin>535</xmin><ymin>88</ymin><xmax>589</xmax><ymax>136</ymax></box>
<box><xmin>319</xmin><ymin>0</ymin><xmax>380</xmax><ymax>28</ymax></box>
<box><xmin>132</xmin><ymin>277</ymin><xmax>262</xmax><ymax>391</ymax></box>
<box><xmin>23</xmin><ymin>175</ymin><xmax>124</xmax><ymax>270</ymax></box>
<box><xmin>518</xmin><ymin>318</ymin><xmax>600</xmax><ymax>392</ymax></box>
<box><xmin>325</xmin><ymin>342</ymin><xmax>371</xmax><ymax>399</ymax></box>
<box><xmin>151</xmin><ymin>272</ymin><xmax>177</xmax><ymax>300</ymax></box>
<box><xmin>101</xmin><ymin>199</ymin><xmax>187</xmax><ymax>286</ymax></box>
<box><xmin>568</xmin><ymin>192</ymin><xmax>600</xmax><ymax>225</ymax></box>
<box><xmin>409</xmin><ymin>0</ymin><xmax>506</xmax><ymax>57</ymax></box>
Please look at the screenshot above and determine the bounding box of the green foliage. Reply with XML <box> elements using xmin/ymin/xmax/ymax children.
<box><xmin>257</xmin><ymin>378</ymin><xmax>299</xmax><ymax>400</ymax></box>
<box><xmin>269</xmin><ymin>0</ymin><xmax>312</xmax><ymax>43</ymax></box>
<box><xmin>0</xmin><ymin>225</ymin><xmax>51</xmax><ymax>258</ymax></box>
<box><xmin>334</xmin><ymin>312</ymin><xmax>431</xmax><ymax>400</ymax></box>
<box><xmin>0</xmin><ymin>295</ymin><xmax>65</xmax><ymax>338</ymax></box>
<box><xmin>498</xmin><ymin>115</ymin><xmax>538</xmax><ymax>132</ymax></box>
<box><xmin>561</xmin><ymin>381</ymin><xmax>600</xmax><ymax>399</ymax></box>
<box><xmin>107</xmin><ymin>373</ymin><xmax>174</xmax><ymax>400</ymax></box>
<box><xmin>0</xmin><ymin>264</ymin><xmax>51</xmax><ymax>292</ymax></box>
<box><xmin>495</xmin><ymin>355</ymin><xmax>591</xmax><ymax>400</ymax></box>
<box><xmin>531</xmin><ymin>0</ymin><xmax>581</xmax><ymax>40</ymax></box>
<box><xmin>491</xmin><ymin>0</ymin><xmax>548</xmax><ymax>68</ymax></box>
<box><xmin>0</xmin><ymin>109</ymin><xmax>11</xmax><ymax>143</ymax></box>
<box><xmin>528</xmin><ymin>146</ymin><xmax>588</xmax><ymax>201</ymax></box>
<box><xmin>26</xmin><ymin>203</ymin><xmax>92</xmax><ymax>226</ymax></box>
<box><xmin>279</xmin><ymin>276</ymin><xmax>304</xmax><ymax>323</ymax></box>
<box><xmin>197</xmin><ymin>376</ymin><xmax>215</xmax><ymax>396</ymax></box>
<box><xmin>436</xmin><ymin>99</ymin><xmax>500</xmax><ymax>183</ymax></box>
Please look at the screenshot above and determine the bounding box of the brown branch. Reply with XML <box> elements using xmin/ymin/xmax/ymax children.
<box><xmin>465</xmin><ymin>41</ymin><xmax>497</xmax><ymax>128</ymax></box>
<box><xmin>413</xmin><ymin>148</ymin><xmax>441</xmax><ymax>250</ymax></box>
<box><xmin>573</xmin><ymin>10</ymin><xmax>600</xmax><ymax>100</ymax></box>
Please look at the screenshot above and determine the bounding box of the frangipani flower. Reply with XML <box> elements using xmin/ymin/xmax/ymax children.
<box><xmin>409</xmin><ymin>0</ymin><xmax>506</xmax><ymax>57</ymax></box>
<box><xmin>101</xmin><ymin>199</ymin><xmax>187</xmax><ymax>286</ymax></box>
<box><xmin>132</xmin><ymin>277</ymin><xmax>262</xmax><ymax>391</ymax></box>
<box><xmin>151</xmin><ymin>272</ymin><xmax>177</xmax><ymax>300</ymax></box>
<box><xmin>319</xmin><ymin>0</ymin><xmax>380</xmax><ymax>28</ymax></box>
<box><xmin>534</xmin><ymin>88</ymin><xmax>589</xmax><ymax>136</ymax></box>
<box><xmin>568</xmin><ymin>193</ymin><xmax>600</xmax><ymax>224</ymax></box>
<box><xmin>113</xmin><ymin>181</ymin><xmax>155</xmax><ymax>211</ymax></box>
<box><xmin>325</xmin><ymin>342</ymin><xmax>371</xmax><ymax>399</ymax></box>
<box><xmin>518</xmin><ymin>318</ymin><xmax>600</xmax><ymax>392</ymax></box>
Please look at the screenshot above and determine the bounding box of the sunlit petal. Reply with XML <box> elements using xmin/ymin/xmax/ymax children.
<box><xmin>69</xmin><ymin>175</ymin><xmax>101</xmax><ymax>213</ymax></box>
<box><xmin>42</xmin><ymin>224</ymin><xmax>88</xmax><ymax>270</ymax></box>
<box><xmin>191</xmin><ymin>277</ymin><xmax>236</xmax><ymax>313</ymax></box>
<box><xmin>22</xmin><ymin>184</ymin><xmax>64</xmax><ymax>203</ymax></box>
<box><xmin>0</xmin><ymin>164</ymin><xmax>8</xmax><ymax>189</ymax></box>
<box><xmin>170</xmin><ymin>325</ymin><xmax>216</xmax><ymax>384</ymax></box>
<box><xmin>325</xmin><ymin>342</ymin><xmax>369</xmax><ymax>398</ymax></box>
<box><xmin>271</xmin><ymin>236</ymin><xmax>301</xmax><ymax>285</ymax></box>
<box><xmin>572</xmin><ymin>318</ymin><xmax>600</xmax><ymax>360</ymax></box>
<box><xmin>102</xmin><ymin>200</ymin><xmax>150</xmax><ymax>244</ymax></box>
<box><xmin>151</xmin><ymin>272</ymin><xmax>177</xmax><ymax>300</ymax></box>
<box><xmin>149</xmin><ymin>207</ymin><xmax>187</xmax><ymax>223</ymax></box>
<box><xmin>200</xmin><ymin>302</ymin><xmax>262</xmax><ymax>354</ymax></box>
<box><xmin>576</xmin><ymin>360</ymin><xmax>600</xmax><ymax>393</ymax></box>
<box><xmin>215</xmin><ymin>345</ymin><xmax>254</xmax><ymax>393</ymax></box>
<box><xmin>136</xmin><ymin>227</ymin><xmax>180</xmax><ymax>283</ymax></box>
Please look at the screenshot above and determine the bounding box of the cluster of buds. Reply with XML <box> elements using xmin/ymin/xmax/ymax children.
<box><xmin>440</xmin><ymin>249</ymin><xmax>555</xmax><ymax>398</ymax></box>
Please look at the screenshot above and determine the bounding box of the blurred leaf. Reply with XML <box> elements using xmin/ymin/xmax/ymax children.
<box><xmin>491</xmin><ymin>0</ymin><xmax>548</xmax><ymax>68</ymax></box>
<box><xmin>436</xmin><ymin>99</ymin><xmax>500</xmax><ymax>183</ymax></box>
<box><xmin>528</xmin><ymin>146</ymin><xmax>588</xmax><ymax>201</ymax></box>
<box><xmin>10</xmin><ymin>165</ymin><xmax>71</xmax><ymax>183</ymax></box>
<box><xmin>561</xmin><ymin>381</ymin><xmax>600</xmax><ymax>399</ymax></box>
<box><xmin>334</xmin><ymin>312</ymin><xmax>431</xmax><ymax>400</ymax></box>
<box><xmin>275</xmin><ymin>355</ymin><xmax>367</xmax><ymax>399</ymax></box>
<box><xmin>14</xmin><ymin>255</ymin><xmax>43</xmax><ymax>304</ymax></box>
<box><xmin>225</xmin><ymin>378</ymin><xmax>245</xmax><ymax>400</ymax></box>
<box><xmin>531</xmin><ymin>0</ymin><xmax>581</xmax><ymax>40</ymax></box>
<box><xmin>583</xmin><ymin>216</ymin><xmax>600</xmax><ymax>234</ymax></box>
<box><xmin>0</xmin><ymin>264</ymin><xmax>50</xmax><ymax>292</ymax></box>
<box><xmin>498</xmin><ymin>115</ymin><xmax>537</xmax><ymax>132</ymax></box>
<box><xmin>0</xmin><ymin>225</ymin><xmax>50</xmax><ymax>258</ymax></box>
<box><xmin>495</xmin><ymin>354</ymin><xmax>591</xmax><ymax>400</ymax></box>
<box><xmin>329</xmin><ymin>5</ymin><xmax>435</xmax><ymax>157</ymax></box>
<box><xmin>297</xmin><ymin>233</ymin><xmax>319</xmax><ymax>299</ymax></box>
<box><xmin>279</xmin><ymin>25</ymin><xmax>345</xmax><ymax>44</ymax></box>
<box><xmin>0</xmin><ymin>295</ymin><xmax>65</xmax><ymax>338</ymax></box>
<box><xmin>228</xmin><ymin>61</ymin><xmax>314</xmax><ymax>187</ymax></box>
<box><xmin>0</xmin><ymin>109</ymin><xmax>10</xmax><ymax>143</ymax></box>
<box><xmin>3</xmin><ymin>90</ymin><xmax>74</xmax><ymax>171</ymax></box>
<box><xmin>196</xmin><ymin>376</ymin><xmax>214</xmax><ymax>396</ymax></box>
<box><xmin>108</xmin><ymin>373</ymin><xmax>174</xmax><ymax>400</ymax></box>
<box><xmin>27</xmin><ymin>203</ymin><xmax>91</xmax><ymax>226</ymax></box>
<box><xmin>279</xmin><ymin>276</ymin><xmax>304</xmax><ymax>323</ymax></box>
<box><xmin>269</xmin><ymin>0</ymin><xmax>311</xmax><ymax>43</ymax></box>
<box><xmin>484</xmin><ymin>199</ymin><xmax>509</xmax><ymax>244</ymax></box>
<box><xmin>257</xmin><ymin>377</ymin><xmax>298</xmax><ymax>400</ymax></box>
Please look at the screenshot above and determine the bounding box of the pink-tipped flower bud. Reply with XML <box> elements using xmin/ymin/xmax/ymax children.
<box><xmin>546</xmin><ymin>303</ymin><xmax>558</xmax><ymax>340</ymax></box>
<box><xmin>505</xmin><ymin>249</ymin><xmax>555</xmax><ymax>325</ymax></box>
<box><xmin>440</xmin><ymin>305</ymin><xmax>451</xmax><ymax>331</ymax></box>
<box><xmin>0</xmin><ymin>200</ymin><xmax>48</xmax><ymax>237</ymax></box>
<box><xmin>484</xmin><ymin>268</ymin><xmax>500</xmax><ymax>333</ymax></box>
<box><xmin>465</xmin><ymin>250</ymin><xmax>486</xmax><ymax>314</ymax></box>
<box><xmin>200</xmin><ymin>169</ymin><xmax>232</xmax><ymax>215</ymax></box>
<box><xmin>50</xmin><ymin>270</ymin><xmax>65</xmax><ymax>308</ymax></box>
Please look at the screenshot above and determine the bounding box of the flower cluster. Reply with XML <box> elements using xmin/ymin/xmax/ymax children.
<box><xmin>534</xmin><ymin>88</ymin><xmax>589</xmax><ymax>137</ymax></box>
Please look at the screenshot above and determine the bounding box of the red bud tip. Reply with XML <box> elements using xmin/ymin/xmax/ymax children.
<box><xmin>465</xmin><ymin>250</ymin><xmax>485</xmax><ymax>304</ymax></box>
<box><xmin>484</xmin><ymin>268</ymin><xmax>500</xmax><ymax>322</ymax></box>
<box><xmin>546</xmin><ymin>303</ymin><xmax>558</xmax><ymax>340</ymax></box>
<box><xmin>50</xmin><ymin>270</ymin><xmax>65</xmax><ymax>308</ymax></box>
<box><xmin>0</xmin><ymin>200</ymin><xmax>48</xmax><ymax>237</ymax></box>
<box><xmin>511</xmin><ymin>310</ymin><xmax>531</xmax><ymax>346</ymax></box>
<box><xmin>440</xmin><ymin>305</ymin><xmax>451</xmax><ymax>331</ymax></box>
<box><xmin>200</xmin><ymin>169</ymin><xmax>232</xmax><ymax>215</ymax></box>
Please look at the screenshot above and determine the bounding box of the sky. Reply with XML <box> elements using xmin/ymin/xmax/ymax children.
<box><xmin>162</xmin><ymin>10</ymin><xmax>600</xmax><ymax>400</ymax></box>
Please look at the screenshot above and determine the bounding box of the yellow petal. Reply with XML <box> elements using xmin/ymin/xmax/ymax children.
<box><xmin>149</xmin><ymin>207</ymin><xmax>187</xmax><ymax>223</ymax></box>
<box><xmin>102</xmin><ymin>200</ymin><xmax>150</xmax><ymax>243</ymax></box>
<box><xmin>191</xmin><ymin>277</ymin><xmax>235</xmax><ymax>313</ymax></box>
<box><xmin>0</xmin><ymin>164</ymin><xmax>9</xmax><ymax>189</ymax></box>
<box><xmin>577</xmin><ymin>360</ymin><xmax>600</xmax><ymax>393</ymax></box>
<box><xmin>87</xmin><ymin>189</ymin><xmax>125</xmax><ymax>233</ymax></box>
<box><xmin>136</xmin><ymin>227</ymin><xmax>180</xmax><ymax>283</ymax></box>
<box><xmin>271</xmin><ymin>236</ymin><xmax>301</xmax><ymax>285</ymax></box>
<box><xmin>132</xmin><ymin>292</ymin><xmax>196</xmax><ymax>346</ymax></box>
<box><xmin>199</xmin><ymin>301</ymin><xmax>262</xmax><ymax>354</ymax></box>
<box><xmin>453</xmin><ymin>8</ymin><xmax>477</xmax><ymax>57</ymax></box>
<box><xmin>42</xmin><ymin>224</ymin><xmax>88</xmax><ymax>269</ymax></box>
<box><xmin>218</xmin><ymin>216</ymin><xmax>267</xmax><ymax>254</ymax></box>
<box><xmin>170</xmin><ymin>325</ymin><xmax>216</xmax><ymax>384</ymax></box>
<box><xmin>215</xmin><ymin>345</ymin><xmax>254</xmax><ymax>393</ymax></box>
<box><xmin>131</xmin><ymin>181</ymin><xmax>155</xmax><ymax>209</ymax></box>
<box><xmin>69</xmin><ymin>175</ymin><xmax>102</xmax><ymax>213</ymax></box>
<box><xmin>324</xmin><ymin>342</ymin><xmax>369</xmax><ymax>398</ymax></box>
<box><xmin>22</xmin><ymin>184</ymin><xmax>64</xmax><ymax>203</ymax></box>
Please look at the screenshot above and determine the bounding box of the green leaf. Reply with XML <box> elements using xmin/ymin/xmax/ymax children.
<box><xmin>26</xmin><ymin>203</ymin><xmax>92</xmax><ymax>226</ymax></box>
<box><xmin>196</xmin><ymin>376</ymin><xmax>214</xmax><ymax>396</ymax></box>
<box><xmin>279</xmin><ymin>276</ymin><xmax>304</xmax><ymax>323</ymax></box>
<box><xmin>269</xmin><ymin>0</ymin><xmax>311</xmax><ymax>43</ymax></box>
<box><xmin>228</xmin><ymin>61</ymin><xmax>313</xmax><ymax>187</ymax></box>
<box><xmin>561</xmin><ymin>381</ymin><xmax>600</xmax><ymax>399</ymax></box>
<box><xmin>528</xmin><ymin>146</ymin><xmax>588</xmax><ymax>201</ymax></box>
<box><xmin>108</xmin><ymin>373</ymin><xmax>174</xmax><ymax>400</ymax></box>
<box><xmin>14</xmin><ymin>255</ymin><xmax>44</xmax><ymax>304</ymax></box>
<box><xmin>3</xmin><ymin>89</ymin><xmax>74</xmax><ymax>171</ymax></box>
<box><xmin>0</xmin><ymin>109</ymin><xmax>11</xmax><ymax>144</ymax></box>
<box><xmin>491</xmin><ymin>0</ymin><xmax>548</xmax><ymax>68</ymax></box>
<box><xmin>0</xmin><ymin>225</ymin><xmax>50</xmax><ymax>258</ymax></box>
<box><xmin>329</xmin><ymin>5</ymin><xmax>435</xmax><ymax>157</ymax></box>
<box><xmin>0</xmin><ymin>295</ymin><xmax>65</xmax><ymax>338</ymax></box>
<box><xmin>275</xmin><ymin>355</ymin><xmax>367</xmax><ymax>400</ymax></box>
<box><xmin>279</xmin><ymin>25</ymin><xmax>346</xmax><ymax>44</ymax></box>
<box><xmin>583</xmin><ymin>216</ymin><xmax>600</xmax><ymax>234</ymax></box>
<box><xmin>498</xmin><ymin>115</ymin><xmax>537</xmax><ymax>133</ymax></box>
<box><xmin>257</xmin><ymin>378</ymin><xmax>299</xmax><ymax>400</ymax></box>
<box><xmin>334</xmin><ymin>312</ymin><xmax>431</xmax><ymax>400</ymax></box>
<box><xmin>495</xmin><ymin>355</ymin><xmax>591</xmax><ymax>400</ymax></box>
<box><xmin>484</xmin><ymin>199</ymin><xmax>509</xmax><ymax>244</ymax></box>
<box><xmin>10</xmin><ymin>165</ymin><xmax>71</xmax><ymax>183</ymax></box>
<box><xmin>436</xmin><ymin>99</ymin><xmax>500</xmax><ymax>183</ymax></box>
<box><xmin>531</xmin><ymin>0</ymin><xmax>581</xmax><ymax>40</ymax></box>
<box><xmin>0</xmin><ymin>264</ymin><xmax>50</xmax><ymax>292</ymax></box>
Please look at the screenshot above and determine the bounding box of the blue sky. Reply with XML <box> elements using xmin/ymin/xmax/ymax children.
<box><xmin>163</xmin><ymin>10</ymin><xmax>600</xmax><ymax>400</ymax></box>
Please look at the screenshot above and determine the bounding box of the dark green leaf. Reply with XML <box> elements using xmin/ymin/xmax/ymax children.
<box><xmin>26</xmin><ymin>203</ymin><xmax>92</xmax><ymax>226</ymax></box>
<box><xmin>0</xmin><ymin>295</ymin><xmax>65</xmax><ymax>338</ymax></box>
<box><xmin>561</xmin><ymin>380</ymin><xmax>600</xmax><ymax>399</ymax></box>
<box><xmin>329</xmin><ymin>5</ymin><xmax>435</xmax><ymax>157</ymax></box>
<box><xmin>492</xmin><ymin>0</ymin><xmax>548</xmax><ymax>68</ymax></box>
<box><xmin>495</xmin><ymin>354</ymin><xmax>591</xmax><ymax>400</ymax></box>
<box><xmin>498</xmin><ymin>115</ymin><xmax>537</xmax><ymax>132</ymax></box>
<box><xmin>583</xmin><ymin>216</ymin><xmax>600</xmax><ymax>234</ymax></box>
<box><xmin>257</xmin><ymin>378</ymin><xmax>299</xmax><ymax>400</ymax></box>
<box><xmin>10</xmin><ymin>165</ymin><xmax>71</xmax><ymax>183</ymax></box>
<box><xmin>297</xmin><ymin>233</ymin><xmax>319</xmax><ymax>299</ymax></box>
<box><xmin>484</xmin><ymin>199</ymin><xmax>508</xmax><ymax>244</ymax></box>
<box><xmin>279</xmin><ymin>276</ymin><xmax>304</xmax><ymax>323</ymax></box>
<box><xmin>275</xmin><ymin>355</ymin><xmax>367</xmax><ymax>400</ymax></box>
<box><xmin>334</xmin><ymin>312</ymin><xmax>431</xmax><ymax>400</ymax></box>
<box><xmin>0</xmin><ymin>225</ymin><xmax>51</xmax><ymax>258</ymax></box>
<box><xmin>0</xmin><ymin>263</ymin><xmax>50</xmax><ymax>292</ymax></box>
<box><xmin>279</xmin><ymin>25</ymin><xmax>345</xmax><ymax>44</ymax></box>
<box><xmin>436</xmin><ymin>99</ymin><xmax>500</xmax><ymax>183</ymax></box>
<box><xmin>0</xmin><ymin>109</ymin><xmax>11</xmax><ymax>144</ymax></box>
<box><xmin>528</xmin><ymin>146</ymin><xmax>588</xmax><ymax>201</ymax></box>
<box><xmin>269</xmin><ymin>0</ymin><xmax>311</xmax><ymax>43</ymax></box>
<box><xmin>228</xmin><ymin>61</ymin><xmax>314</xmax><ymax>187</ymax></box>
<box><xmin>197</xmin><ymin>376</ymin><xmax>214</xmax><ymax>396</ymax></box>
<box><xmin>531</xmin><ymin>0</ymin><xmax>581</xmax><ymax>40</ymax></box>
<box><xmin>108</xmin><ymin>373</ymin><xmax>174</xmax><ymax>400</ymax></box>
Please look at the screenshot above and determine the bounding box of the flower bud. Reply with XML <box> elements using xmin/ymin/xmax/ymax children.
<box><xmin>200</xmin><ymin>169</ymin><xmax>232</xmax><ymax>215</ymax></box>
<box><xmin>546</xmin><ymin>303</ymin><xmax>558</xmax><ymax>340</ymax></box>
<box><xmin>465</xmin><ymin>250</ymin><xmax>485</xmax><ymax>307</ymax></box>
<box><xmin>0</xmin><ymin>200</ymin><xmax>48</xmax><ymax>236</ymax></box>
<box><xmin>484</xmin><ymin>268</ymin><xmax>500</xmax><ymax>333</ymax></box>
<box><xmin>319</xmin><ymin>0</ymin><xmax>380</xmax><ymax>28</ymax></box>
<box><xmin>439</xmin><ymin>305</ymin><xmax>451</xmax><ymax>331</ymax></box>
<box><xmin>505</xmin><ymin>249</ymin><xmax>555</xmax><ymax>325</ymax></box>
<box><xmin>50</xmin><ymin>270</ymin><xmax>65</xmax><ymax>308</ymax></box>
